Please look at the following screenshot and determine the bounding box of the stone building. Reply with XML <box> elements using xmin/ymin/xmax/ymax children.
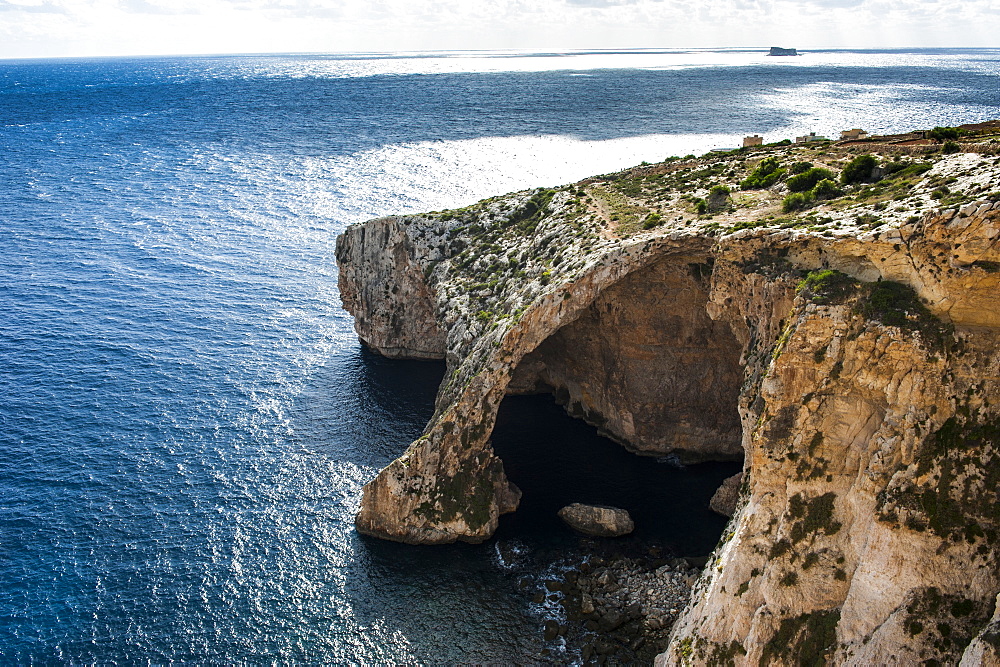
<box><xmin>794</xmin><ymin>131</ymin><xmax>828</xmax><ymax>143</ymax></box>
<box><xmin>840</xmin><ymin>128</ymin><xmax>869</xmax><ymax>140</ymax></box>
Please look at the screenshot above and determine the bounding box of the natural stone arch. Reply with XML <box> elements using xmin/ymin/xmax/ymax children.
<box><xmin>506</xmin><ymin>253</ymin><xmax>744</xmax><ymax>463</ymax></box>
<box><xmin>347</xmin><ymin>229</ymin><xmax>724</xmax><ymax>543</ymax></box>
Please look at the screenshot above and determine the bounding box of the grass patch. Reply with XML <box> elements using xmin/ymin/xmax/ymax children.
<box><xmin>797</xmin><ymin>269</ymin><xmax>860</xmax><ymax>305</ymax></box>
<box><xmin>590</xmin><ymin>186</ymin><xmax>651</xmax><ymax>233</ymax></box>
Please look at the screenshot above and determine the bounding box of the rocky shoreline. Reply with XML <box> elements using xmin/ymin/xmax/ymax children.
<box><xmin>524</xmin><ymin>544</ymin><xmax>709</xmax><ymax>664</ymax></box>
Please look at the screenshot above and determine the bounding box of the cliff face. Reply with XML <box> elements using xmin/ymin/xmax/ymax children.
<box><xmin>336</xmin><ymin>144</ymin><xmax>1000</xmax><ymax>663</ymax></box>
<box><xmin>664</xmin><ymin>205</ymin><xmax>1000</xmax><ymax>665</ymax></box>
<box><xmin>337</xmin><ymin>216</ymin><xmax>447</xmax><ymax>359</ymax></box>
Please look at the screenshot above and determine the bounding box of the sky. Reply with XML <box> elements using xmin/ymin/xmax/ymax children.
<box><xmin>0</xmin><ymin>0</ymin><xmax>998</xmax><ymax>60</ymax></box>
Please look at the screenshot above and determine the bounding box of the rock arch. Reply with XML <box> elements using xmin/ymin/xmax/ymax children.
<box><xmin>506</xmin><ymin>254</ymin><xmax>744</xmax><ymax>462</ymax></box>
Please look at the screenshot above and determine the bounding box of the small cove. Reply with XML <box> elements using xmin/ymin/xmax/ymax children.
<box><xmin>346</xmin><ymin>357</ymin><xmax>742</xmax><ymax>662</ymax></box>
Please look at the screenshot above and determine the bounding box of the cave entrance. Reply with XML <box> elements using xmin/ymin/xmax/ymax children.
<box><xmin>491</xmin><ymin>253</ymin><xmax>745</xmax><ymax>555</ymax></box>
<box><xmin>490</xmin><ymin>393</ymin><xmax>741</xmax><ymax>556</ymax></box>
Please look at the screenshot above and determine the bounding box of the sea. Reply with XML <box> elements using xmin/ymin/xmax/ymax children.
<box><xmin>1</xmin><ymin>48</ymin><xmax>998</xmax><ymax>663</ymax></box>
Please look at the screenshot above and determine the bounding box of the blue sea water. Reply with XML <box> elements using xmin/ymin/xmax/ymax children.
<box><xmin>1</xmin><ymin>49</ymin><xmax>998</xmax><ymax>662</ymax></box>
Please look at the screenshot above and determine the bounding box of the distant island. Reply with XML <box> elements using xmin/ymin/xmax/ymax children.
<box><xmin>768</xmin><ymin>46</ymin><xmax>798</xmax><ymax>56</ymax></box>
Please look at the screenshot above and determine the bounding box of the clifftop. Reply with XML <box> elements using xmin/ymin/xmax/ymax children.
<box><xmin>336</xmin><ymin>128</ymin><xmax>1000</xmax><ymax>664</ymax></box>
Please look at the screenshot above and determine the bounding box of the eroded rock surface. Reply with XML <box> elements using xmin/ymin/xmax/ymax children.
<box><xmin>511</xmin><ymin>254</ymin><xmax>743</xmax><ymax>460</ymax></box>
<box><xmin>337</xmin><ymin>140</ymin><xmax>1000</xmax><ymax>662</ymax></box>
<box><xmin>337</xmin><ymin>216</ymin><xmax>447</xmax><ymax>359</ymax></box>
<box><xmin>661</xmin><ymin>198</ymin><xmax>1000</xmax><ymax>667</ymax></box>
<box><xmin>709</xmin><ymin>472</ymin><xmax>744</xmax><ymax>518</ymax></box>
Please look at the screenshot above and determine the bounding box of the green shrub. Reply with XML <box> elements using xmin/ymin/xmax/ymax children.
<box><xmin>858</xmin><ymin>281</ymin><xmax>925</xmax><ymax>327</ymax></box>
<box><xmin>642</xmin><ymin>213</ymin><xmax>663</xmax><ymax>229</ymax></box>
<box><xmin>811</xmin><ymin>178</ymin><xmax>842</xmax><ymax>200</ymax></box>
<box><xmin>760</xmin><ymin>610</ymin><xmax>841</xmax><ymax>667</ymax></box>
<box><xmin>694</xmin><ymin>199</ymin><xmax>708</xmax><ymax>214</ymax></box>
<box><xmin>928</xmin><ymin>126</ymin><xmax>961</xmax><ymax>142</ymax></box>
<box><xmin>707</xmin><ymin>184</ymin><xmax>731</xmax><ymax>212</ymax></box>
<box><xmin>787</xmin><ymin>167</ymin><xmax>837</xmax><ymax>192</ymax></box>
<box><xmin>509</xmin><ymin>189</ymin><xmax>556</xmax><ymax>233</ymax></box>
<box><xmin>942</xmin><ymin>141</ymin><xmax>961</xmax><ymax>154</ymax></box>
<box><xmin>857</xmin><ymin>280</ymin><xmax>953</xmax><ymax>352</ymax></box>
<box><xmin>790</xmin><ymin>161</ymin><xmax>813</xmax><ymax>175</ymax></box>
<box><xmin>797</xmin><ymin>269</ymin><xmax>859</xmax><ymax>304</ymax></box>
<box><xmin>883</xmin><ymin>161</ymin><xmax>909</xmax><ymax>176</ymax></box>
<box><xmin>783</xmin><ymin>191</ymin><xmax>814</xmax><ymax>212</ymax></box>
<box><xmin>741</xmin><ymin>157</ymin><xmax>786</xmax><ymax>189</ymax></box>
<box><xmin>841</xmin><ymin>154</ymin><xmax>877</xmax><ymax>184</ymax></box>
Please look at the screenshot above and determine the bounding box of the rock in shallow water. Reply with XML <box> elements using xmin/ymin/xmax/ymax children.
<box><xmin>558</xmin><ymin>503</ymin><xmax>635</xmax><ymax>537</ymax></box>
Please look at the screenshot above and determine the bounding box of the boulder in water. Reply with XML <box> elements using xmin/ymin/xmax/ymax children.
<box><xmin>558</xmin><ymin>503</ymin><xmax>635</xmax><ymax>537</ymax></box>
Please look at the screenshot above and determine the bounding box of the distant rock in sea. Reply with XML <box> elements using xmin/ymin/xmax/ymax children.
<box><xmin>768</xmin><ymin>46</ymin><xmax>798</xmax><ymax>56</ymax></box>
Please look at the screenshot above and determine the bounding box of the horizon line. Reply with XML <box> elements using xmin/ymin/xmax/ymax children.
<box><xmin>1</xmin><ymin>45</ymin><xmax>997</xmax><ymax>64</ymax></box>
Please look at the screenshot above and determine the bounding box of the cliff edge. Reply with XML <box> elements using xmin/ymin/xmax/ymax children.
<box><xmin>337</xmin><ymin>134</ymin><xmax>1000</xmax><ymax>664</ymax></box>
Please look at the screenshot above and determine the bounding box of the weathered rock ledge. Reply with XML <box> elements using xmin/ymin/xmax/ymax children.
<box><xmin>337</xmin><ymin>139</ymin><xmax>1000</xmax><ymax>664</ymax></box>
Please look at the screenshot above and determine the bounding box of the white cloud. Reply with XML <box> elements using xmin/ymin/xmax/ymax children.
<box><xmin>565</xmin><ymin>0</ymin><xmax>641</xmax><ymax>7</ymax></box>
<box><xmin>0</xmin><ymin>0</ymin><xmax>997</xmax><ymax>58</ymax></box>
<box><xmin>119</xmin><ymin>0</ymin><xmax>203</xmax><ymax>14</ymax></box>
<box><xmin>0</xmin><ymin>0</ymin><xmax>65</xmax><ymax>12</ymax></box>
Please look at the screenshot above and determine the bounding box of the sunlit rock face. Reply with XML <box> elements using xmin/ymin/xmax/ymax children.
<box><xmin>337</xmin><ymin>145</ymin><xmax>1000</xmax><ymax>663</ymax></box>
<box><xmin>337</xmin><ymin>216</ymin><xmax>447</xmax><ymax>360</ymax></box>
<box><xmin>659</xmin><ymin>202</ymin><xmax>1000</xmax><ymax>666</ymax></box>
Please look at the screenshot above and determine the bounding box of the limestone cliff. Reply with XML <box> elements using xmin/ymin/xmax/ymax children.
<box><xmin>337</xmin><ymin>136</ymin><xmax>1000</xmax><ymax>663</ymax></box>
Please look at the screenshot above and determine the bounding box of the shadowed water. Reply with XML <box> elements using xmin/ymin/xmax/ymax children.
<box><xmin>492</xmin><ymin>394</ymin><xmax>739</xmax><ymax>557</ymax></box>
